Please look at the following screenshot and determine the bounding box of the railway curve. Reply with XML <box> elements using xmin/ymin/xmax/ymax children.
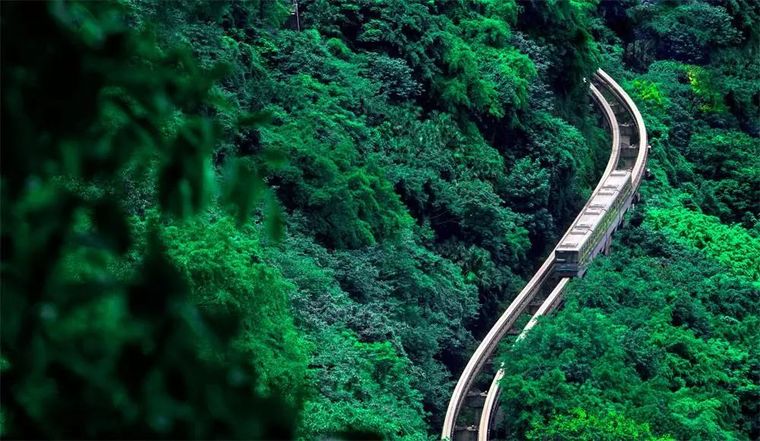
<box><xmin>442</xmin><ymin>69</ymin><xmax>649</xmax><ymax>441</ymax></box>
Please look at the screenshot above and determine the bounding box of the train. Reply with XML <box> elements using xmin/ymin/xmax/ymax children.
<box><xmin>554</xmin><ymin>170</ymin><xmax>633</xmax><ymax>277</ymax></box>
<box><xmin>442</xmin><ymin>69</ymin><xmax>649</xmax><ymax>441</ymax></box>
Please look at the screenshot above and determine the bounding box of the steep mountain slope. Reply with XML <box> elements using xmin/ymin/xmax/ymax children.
<box><xmin>495</xmin><ymin>2</ymin><xmax>759</xmax><ymax>440</ymax></box>
<box><xmin>2</xmin><ymin>1</ymin><xmax>757</xmax><ymax>440</ymax></box>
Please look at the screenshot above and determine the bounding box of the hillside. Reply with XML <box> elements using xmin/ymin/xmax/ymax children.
<box><xmin>1</xmin><ymin>1</ymin><xmax>758</xmax><ymax>440</ymax></box>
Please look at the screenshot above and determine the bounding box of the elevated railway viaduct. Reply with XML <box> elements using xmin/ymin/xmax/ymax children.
<box><xmin>442</xmin><ymin>69</ymin><xmax>649</xmax><ymax>441</ymax></box>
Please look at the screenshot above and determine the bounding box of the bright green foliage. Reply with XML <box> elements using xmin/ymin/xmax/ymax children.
<box><xmin>495</xmin><ymin>1</ymin><xmax>760</xmax><ymax>439</ymax></box>
<box><xmin>625</xmin><ymin>0</ymin><xmax>760</xmax><ymax>129</ymax></box>
<box><xmin>498</xmin><ymin>226</ymin><xmax>760</xmax><ymax>440</ymax></box>
<box><xmin>160</xmin><ymin>215</ymin><xmax>310</xmax><ymax>402</ymax></box>
<box><xmin>529</xmin><ymin>408</ymin><xmax>672</xmax><ymax>441</ymax></box>
<box><xmin>433</xmin><ymin>1</ymin><xmax>536</xmax><ymax>119</ymax></box>
<box><xmin>632</xmin><ymin>79</ymin><xmax>667</xmax><ymax>107</ymax></box>
<box><xmin>298</xmin><ymin>330</ymin><xmax>427</xmax><ymax>440</ymax></box>
<box><xmin>623</xmin><ymin>58</ymin><xmax>758</xmax><ymax>228</ymax></box>
<box><xmin>436</xmin><ymin>40</ymin><xmax>535</xmax><ymax>119</ymax></box>
<box><xmin>685</xmin><ymin>66</ymin><xmax>728</xmax><ymax>113</ymax></box>
<box><xmin>258</xmin><ymin>90</ymin><xmax>412</xmax><ymax>248</ymax></box>
<box><xmin>5</xmin><ymin>0</ymin><xmax>759</xmax><ymax>439</ymax></box>
<box><xmin>647</xmin><ymin>207</ymin><xmax>760</xmax><ymax>283</ymax></box>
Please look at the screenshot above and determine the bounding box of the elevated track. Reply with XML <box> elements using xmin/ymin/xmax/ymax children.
<box><xmin>442</xmin><ymin>69</ymin><xmax>649</xmax><ymax>441</ymax></box>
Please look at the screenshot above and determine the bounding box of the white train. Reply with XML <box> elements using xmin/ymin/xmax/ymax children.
<box><xmin>554</xmin><ymin>170</ymin><xmax>633</xmax><ymax>276</ymax></box>
<box><xmin>442</xmin><ymin>69</ymin><xmax>649</xmax><ymax>441</ymax></box>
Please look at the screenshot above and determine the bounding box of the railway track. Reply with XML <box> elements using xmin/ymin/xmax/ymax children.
<box><xmin>441</xmin><ymin>69</ymin><xmax>649</xmax><ymax>441</ymax></box>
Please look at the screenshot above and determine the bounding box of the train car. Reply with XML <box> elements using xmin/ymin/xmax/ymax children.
<box><xmin>555</xmin><ymin>170</ymin><xmax>632</xmax><ymax>277</ymax></box>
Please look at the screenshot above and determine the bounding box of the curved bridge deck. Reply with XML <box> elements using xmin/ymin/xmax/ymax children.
<box><xmin>442</xmin><ymin>69</ymin><xmax>648</xmax><ymax>441</ymax></box>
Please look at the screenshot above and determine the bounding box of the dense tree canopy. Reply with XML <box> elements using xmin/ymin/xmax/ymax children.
<box><xmin>496</xmin><ymin>1</ymin><xmax>759</xmax><ymax>440</ymax></box>
<box><xmin>1</xmin><ymin>0</ymin><xmax>757</xmax><ymax>439</ymax></box>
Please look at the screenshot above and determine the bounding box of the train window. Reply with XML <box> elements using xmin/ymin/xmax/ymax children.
<box><xmin>556</xmin><ymin>251</ymin><xmax>578</xmax><ymax>263</ymax></box>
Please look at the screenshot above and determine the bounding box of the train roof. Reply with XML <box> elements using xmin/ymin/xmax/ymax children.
<box><xmin>556</xmin><ymin>170</ymin><xmax>631</xmax><ymax>253</ymax></box>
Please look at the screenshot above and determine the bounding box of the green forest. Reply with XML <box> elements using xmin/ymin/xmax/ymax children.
<box><xmin>1</xmin><ymin>0</ymin><xmax>758</xmax><ymax>440</ymax></box>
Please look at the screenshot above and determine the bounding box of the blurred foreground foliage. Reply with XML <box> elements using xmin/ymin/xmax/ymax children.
<box><xmin>3</xmin><ymin>0</ymin><xmax>757</xmax><ymax>439</ymax></box>
<box><xmin>1</xmin><ymin>1</ymin><xmax>303</xmax><ymax>438</ymax></box>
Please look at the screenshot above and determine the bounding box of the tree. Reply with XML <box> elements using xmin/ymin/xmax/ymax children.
<box><xmin>1</xmin><ymin>2</ymin><xmax>298</xmax><ymax>437</ymax></box>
